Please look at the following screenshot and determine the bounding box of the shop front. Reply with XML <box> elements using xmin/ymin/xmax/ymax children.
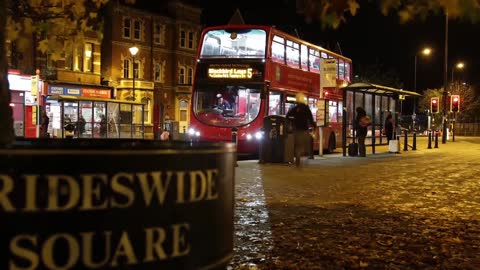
<box><xmin>8</xmin><ymin>71</ymin><xmax>37</xmax><ymax>138</ymax></box>
<box><xmin>46</xmin><ymin>95</ymin><xmax>145</xmax><ymax>139</ymax></box>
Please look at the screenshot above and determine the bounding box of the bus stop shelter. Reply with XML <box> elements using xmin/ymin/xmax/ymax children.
<box><xmin>46</xmin><ymin>95</ymin><xmax>145</xmax><ymax>139</ymax></box>
<box><xmin>341</xmin><ymin>82</ymin><xmax>422</xmax><ymax>156</ymax></box>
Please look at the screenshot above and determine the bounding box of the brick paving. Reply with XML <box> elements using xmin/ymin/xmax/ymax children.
<box><xmin>230</xmin><ymin>136</ymin><xmax>480</xmax><ymax>269</ymax></box>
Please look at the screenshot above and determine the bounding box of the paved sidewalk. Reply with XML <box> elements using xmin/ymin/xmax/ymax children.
<box><xmin>230</xmin><ymin>136</ymin><xmax>480</xmax><ymax>269</ymax></box>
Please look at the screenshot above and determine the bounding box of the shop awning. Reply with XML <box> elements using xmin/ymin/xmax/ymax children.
<box><xmin>342</xmin><ymin>82</ymin><xmax>422</xmax><ymax>97</ymax></box>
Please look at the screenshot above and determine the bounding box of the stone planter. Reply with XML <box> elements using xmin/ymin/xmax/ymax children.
<box><xmin>0</xmin><ymin>139</ymin><xmax>235</xmax><ymax>269</ymax></box>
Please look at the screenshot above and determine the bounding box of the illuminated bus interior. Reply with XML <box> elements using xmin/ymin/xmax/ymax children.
<box><xmin>193</xmin><ymin>84</ymin><xmax>261</xmax><ymax>127</ymax></box>
<box><xmin>200</xmin><ymin>29</ymin><xmax>267</xmax><ymax>58</ymax></box>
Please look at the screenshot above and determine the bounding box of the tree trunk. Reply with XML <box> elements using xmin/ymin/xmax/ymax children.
<box><xmin>0</xmin><ymin>0</ymin><xmax>14</xmax><ymax>145</ymax></box>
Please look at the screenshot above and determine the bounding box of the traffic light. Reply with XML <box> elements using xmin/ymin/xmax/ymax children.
<box><xmin>451</xmin><ymin>95</ymin><xmax>460</xmax><ymax>113</ymax></box>
<box><xmin>431</xmin><ymin>97</ymin><xmax>439</xmax><ymax>113</ymax></box>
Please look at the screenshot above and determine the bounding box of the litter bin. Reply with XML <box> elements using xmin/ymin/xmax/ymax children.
<box><xmin>260</xmin><ymin>115</ymin><xmax>294</xmax><ymax>163</ymax></box>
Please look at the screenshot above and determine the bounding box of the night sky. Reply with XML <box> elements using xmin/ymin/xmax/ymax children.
<box><xmin>190</xmin><ymin>0</ymin><xmax>480</xmax><ymax>94</ymax></box>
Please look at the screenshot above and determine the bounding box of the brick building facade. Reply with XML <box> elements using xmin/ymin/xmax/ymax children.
<box><xmin>102</xmin><ymin>0</ymin><xmax>202</xmax><ymax>139</ymax></box>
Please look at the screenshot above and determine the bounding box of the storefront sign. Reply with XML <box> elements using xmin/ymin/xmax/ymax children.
<box><xmin>49</xmin><ymin>86</ymin><xmax>66</xmax><ymax>95</ymax></box>
<box><xmin>82</xmin><ymin>88</ymin><xmax>111</xmax><ymax>99</ymax></box>
<box><xmin>48</xmin><ymin>85</ymin><xmax>111</xmax><ymax>99</ymax></box>
<box><xmin>65</xmin><ymin>87</ymin><xmax>82</xmax><ymax>96</ymax></box>
<box><xmin>8</xmin><ymin>74</ymin><xmax>32</xmax><ymax>92</ymax></box>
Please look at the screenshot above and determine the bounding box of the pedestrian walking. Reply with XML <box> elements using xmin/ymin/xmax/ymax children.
<box><xmin>286</xmin><ymin>93</ymin><xmax>316</xmax><ymax>167</ymax></box>
<box><xmin>354</xmin><ymin>107</ymin><xmax>370</xmax><ymax>157</ymax></box>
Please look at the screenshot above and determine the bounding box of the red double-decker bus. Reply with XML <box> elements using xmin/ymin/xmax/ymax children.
<box><xmin>188</xmin><ymin>24</ymin><xmax>352</xmax><ymax>156</ymax></box>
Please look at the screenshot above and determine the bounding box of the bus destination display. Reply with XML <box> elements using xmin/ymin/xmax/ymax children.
<box><xmin>205</xmin><ymin>63</ymin><xmax>264</xmax><ymax>81</ymax></box>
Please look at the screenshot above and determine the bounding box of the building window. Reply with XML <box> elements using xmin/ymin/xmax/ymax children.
<box><xmin>179</xmin><ymin>100</ymin><xmax>188</xmax><ymax>121</ymax></box>
<box><xmin>84</xmin><ymin>43</ymin><xmax>93</xmax><ymax>72</ymax></box>
<box><xmin>133</xmin><ymin>19</ymin><xmax>141</xmax><ymax>40</ymax></box>
<box><xmin>154</xmin><ymin>63</ymin><xmax>161</xmax><ymax>82</ymax></box>
<box><xmin>65</xmin><ymin>50</ymin><xmax>73</xmax><ymax>70</ymax></box>
<box><xmin>123</xmin><ymin>59</ymin><xmax>130</xmax><ymax>78</ymax></box>
<box><xmin>180</xmin><ymin>30</ymin><xmax>186</xmax><ymax>48</ymax></box>
<box><xmin>188</xmin><ymin>32</ymin><xmax>194</xmax><ymax>49</ymax></box>
<box><xmin>123</xmin><ymin>17</ymin><xmax>131</xmax><ymax>39</ymax></box>
<box><xmin>154</xmin><ymin>22</ymin><xmax>162</xmax><ymax>44</ymax></box>
<box><xmin>74</xmin><ymin>44</ymin><xmax>83</xmax><ymax>71</ymax></box>
<box><xmin>179</xmin><ymin>67</ymin><xmax>185</xmax><ymax>84</ymax></box>
<box><xmin>141</xmin><ymin>97</ymin><xmax>151</xmax><ymax>123</ymax></box>
<box><xmin>133</xmin><ymin>60</ymin><xmax>139</xmax><ymax>79</ymax></box>
<box><xmin>187</xmin><ymin>67</ymin><xmax>193</xmax><ymax>84</ymax></box>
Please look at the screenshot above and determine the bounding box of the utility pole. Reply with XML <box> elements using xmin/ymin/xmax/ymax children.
<box><xmin>442</xmin><ymin>11</ymin><xmax>449</xmax><ymax>144</ymax></box>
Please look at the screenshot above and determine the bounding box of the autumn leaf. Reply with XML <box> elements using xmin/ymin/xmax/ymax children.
<box><xmin>23</xmin><ymin>18</ymin><xmax>34</xmax><ymax>35</ymax></box>
<box><xmin>28</xmin><ymin>0</ymin><xmax>43</xmax><ymax>8</ymax></box>
<box><xmin>38</xmin><ymin>39</ymin><xmax>50</xmax><ymax>54</ymax></box>
<box><xmin>347</xmin><ymin>0</ymin><xmax>360</xmax><ymax>16</ymax></box>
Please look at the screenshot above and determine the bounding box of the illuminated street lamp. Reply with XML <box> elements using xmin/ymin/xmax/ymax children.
<box><xmin>412</xmin><ymin>47</ymin><xmax>431</xmax><ymax>129</ymax></box>
<box><xmin>451</xmin><ymin>61</ymin><xmax>465</xmax><ymax>82</ymax></box>
<box><xmin>129</xmin><ymin>46</ymin><xmax>139</xmax><ymax>101</ymax></box>
<box><xmin>413</xmin><ymin>47</ymin><xmax>431</xmax><ymax>92</ymax></box>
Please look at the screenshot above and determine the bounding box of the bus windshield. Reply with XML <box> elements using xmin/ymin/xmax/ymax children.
<box><xmin>200</xmin><ymin>29</ymin><xmax>266</xmax><ymax>58</ymax></box>
<box><xmin>193</xmin><ymin>84</ymin><xmax>262</xmax><ymax>127</ymax></box>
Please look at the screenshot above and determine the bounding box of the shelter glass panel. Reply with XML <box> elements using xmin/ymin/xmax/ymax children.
<box><xmin>79</xmin><ymin>101</ymin><xmax>92</xmax><ymax>138</ymax></box>
<box><xmin>107</xmin><ymin>102</ymin><xmax>120</xmax><ymax>138</ymax></box>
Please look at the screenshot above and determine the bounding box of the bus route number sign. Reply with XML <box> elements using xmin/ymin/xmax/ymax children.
<box><xmin>208</xmin><ymin>67</ymin><xmax>253</xmax><ymax>79</ymax></box>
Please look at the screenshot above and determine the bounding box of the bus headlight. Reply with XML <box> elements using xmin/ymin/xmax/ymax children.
<box><xmin>195</xmin><ymin>131</ymin><xmax>200</xmax><ymax>137</ymax></box>
<box><xmin>188</xmin><ymin>128</ymin><xmax>196</xmax><ymax>136</ymax></box>
<box><xmin>255</xmin><ymin>131</ymin><xmax>263</xmax><ymax>140</ymax></box>
<box><xmin>246</xmin><ymin>133</ymin><xmax>253</xmax><ymax>140</ymax></box>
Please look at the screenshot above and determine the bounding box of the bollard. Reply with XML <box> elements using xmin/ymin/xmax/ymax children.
<box><xmin>434</xmin><ymin>130</ymin><xmax>439</xmax><ymax>148</ymax></box>
<box><xmin>396</xmin><ymin>135</ymin><xmax>401</xmax><ymax>153</ymax></box>
<box><xmin>232</xmin><ymin>127</ymin><xmax>238</xmax><ymax>167</ymax></box>
<box><xmin>427</xmin><ymin>130</ymin><xmax>432</xmax><ymax>149</ymax></box>
<box><xmin>403</xmin><ymin>129</ymin><xmax>408</xmax><ymax>151</ymax></box>
<box><xmin>308</xmin><ymin>128</ymin><xmax>314</xmax><ymax>159</ymax></box>
<box><xmin>412</xmin><ymin>131</ymin><xmax>417</xmax><ymax>150</ymax></box>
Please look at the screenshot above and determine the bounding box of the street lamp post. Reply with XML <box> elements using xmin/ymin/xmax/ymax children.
<box><xmin>442</xmin><ymin>11</ymin><xmax>449</xmax><ymax>144</ymax></box>
<box><xmin>451</xmin><ymin>62</ymin><xmax>465</xmax><ymax>83</ymax></box>
<box><xmin>413</xmin><ymin>47</ymin><xmax>431</xmax><ymax>130</ymax></box>
<box><xmin>129</xmin><ymin>46</ymin><xmax>139</xmax><ymax>101</ymax></box>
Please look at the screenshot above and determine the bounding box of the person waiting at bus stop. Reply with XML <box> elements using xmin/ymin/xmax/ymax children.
<box><xmin>354</xmin><ymin>107</ymin><xmax>370</xmax><ymax>157</ymax></box>
<box><xmin>286</xmin><ymin>93</ymin><xmax>316</xmax><ymax>167</ymax></box>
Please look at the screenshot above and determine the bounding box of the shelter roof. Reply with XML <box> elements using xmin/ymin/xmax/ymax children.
<box><xmin>342</xmin><ymin>82</ymin><xmax>422</xmax><ymax>97</ymax></box>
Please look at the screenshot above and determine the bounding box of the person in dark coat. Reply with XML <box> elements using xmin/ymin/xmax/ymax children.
<box><xmin>99</xmin><ymin>114</ymin><xmax>107</xmax><ymax>137</ymax></box>
<box><xmin>78</xmin><ymin>115</ymin><xmax>86</xmax><ymax>136</ymax></box>
<box><xmin>384</xmin><ymin>113</ymin><xmax>394</xmax><ymax>142</ymax></box>
<box><xmin>354</xmin><ymin>107</ymin><xmax>368</xmax><ymax>157</ymax></box>
<box><xmin>286</xmin><ymin>93</ymin><xmax>316</xmax><ymax>167</ymax></box>
<box><xmin>40</xmin><ymin>112</ymin><xmax>49</xmax><ymax>138</ymax></box>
